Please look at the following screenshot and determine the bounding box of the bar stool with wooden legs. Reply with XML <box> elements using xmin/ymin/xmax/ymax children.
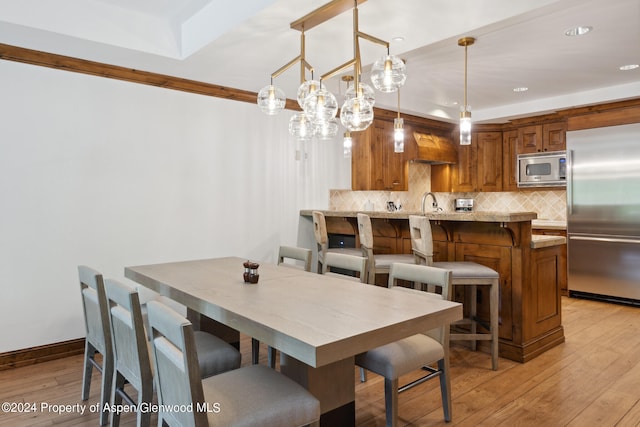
<box><xmin>312</xmin><ymin>211</ymin><xmax>362</xmax><ymax>274</ymax></box>
<box><xmin>357</xmin><ymin>213</ymin><xmax>415</xmax><ymax>285</ymax></box>
<box><xmin>409</xmin><ymin>215</ymin><xmax>499</xmax><ymax>370</ymax></box>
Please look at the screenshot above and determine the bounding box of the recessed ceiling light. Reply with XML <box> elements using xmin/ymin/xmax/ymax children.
<box><xmin>513</xmin><ymin>87</ymin><xmax>529</xmax><ymax>92</ymax></box>
<box><xmin>619</xmin><ymin>64</ymin><xmax>639</xmax><ymax>71</ymax></box>
<box><xmin>564</xmin><ymin>26</ymin><xmax>592</xmax><ymax>36</ymax></box>
<box><xmin>392</xmin><ymin>36</ymin><xmax>405</xmax><ymax>43</ymax></box>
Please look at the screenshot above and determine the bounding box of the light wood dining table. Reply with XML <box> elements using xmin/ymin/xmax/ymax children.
<box><xmin>125</xmin><ymin>256</ymin><xmax>462</xmax><ymax>426</ymax></box>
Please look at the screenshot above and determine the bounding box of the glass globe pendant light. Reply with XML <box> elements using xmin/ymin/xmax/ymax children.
<box><xmin>370</xmin><ymin>53</ymin><xmax>406</xmax><ymax>93</ymax></box>
<box><xmin>303</xmin><ymin>82</ymin><xmax>338</xmax><ymax>124</ymax></box>
<box><xmin>288</xmin><ymin>112</ymin><xmax>312</xmax><ymax>140</ymax></box>
<box><xmin>315</xmin><ymin>118</ymin><xmax>339</xmax><ymax>140</ymax></box>
<box><xmin>344</xmin><ymin>80</ymin><xmax>375</xmax><ymax>106</ymax></box>
<box><xmin>340</xmin><ymin>96</ymin><xmax>373</xmax><ymax>132</ymax></box>
<box><xmin>297</xmin><ymin>79</ymin><xmax>320</xmax><ymax>108</ymax></box>
<box><xmin>257</xmin><ymin>80</ymin><xmax>286</xmax><ymax>115</ymax></box>
<box><xmin>458</xmin><ymin>37</ymin><xmax>475</xmax><ymax>145</ymax></box>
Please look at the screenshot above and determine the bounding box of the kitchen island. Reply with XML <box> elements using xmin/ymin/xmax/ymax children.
<box><xmin>299</xmin><ymin>210</ymin><xmax>566</xmax><ymax>363</ymax></box>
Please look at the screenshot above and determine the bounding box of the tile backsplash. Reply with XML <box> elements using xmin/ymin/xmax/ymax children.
<box><xmin>329</xmin><ymin>162</ymin><xmax>567</xmax><ymax>221</ymax></box>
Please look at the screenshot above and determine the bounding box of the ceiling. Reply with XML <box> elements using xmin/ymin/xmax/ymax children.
<box><xmin>1</xmin><ymin>0</ymin><xmax>639</xmax><ymax>124</ymax></box>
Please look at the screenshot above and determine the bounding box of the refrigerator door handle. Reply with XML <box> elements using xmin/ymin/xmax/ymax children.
<box><xmin>567</xmin><ymin>149</ymin><xmax>574</xmax><ymax>215</ymax></box>
<box><xmin>570</xmin><ymin>235</ymin><xmax>640</xmax><ymax>245</ymax></box>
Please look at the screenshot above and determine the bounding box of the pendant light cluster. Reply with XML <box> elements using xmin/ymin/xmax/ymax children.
<box><xmin>257</xmin><ymin>0</ymin><xmax>407</xmax><ymax>145</ymax></box>
<box><xmin>458</xmin><ymin>36</ymin><xmax>475</xmax><ymax>145</ymax></box>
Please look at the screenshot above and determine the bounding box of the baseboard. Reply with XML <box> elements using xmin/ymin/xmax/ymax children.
<box><xmin>0</xmin><ymin>338</ymin><xmax>85</xmax><ymax>371</ymax></box>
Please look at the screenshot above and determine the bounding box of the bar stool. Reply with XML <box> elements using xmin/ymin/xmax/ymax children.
<box><xmin>312</xmin><ymin>211</ymin><xmax>361</xmax><ymax>273</ymax></box>
<box><xmin>357</xmin><ymin>213</ymin><xmax>415</xmax><ymax>285</ymax></box>
<box><xmin>409</xmin><ymin>215</ymin><xmax>499</xmax><ymax>370</ymax></box>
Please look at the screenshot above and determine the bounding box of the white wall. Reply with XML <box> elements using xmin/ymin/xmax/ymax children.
<box><xmin>0</xmin><ymin>60</ymin><xmax>351</xmax><ymax>353</ymax></box>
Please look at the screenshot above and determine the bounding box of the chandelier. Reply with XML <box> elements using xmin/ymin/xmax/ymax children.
<box><xmin>257</xmin><ymin>0</ymin><xmax>407</xmax><ymax>140</ymax></box>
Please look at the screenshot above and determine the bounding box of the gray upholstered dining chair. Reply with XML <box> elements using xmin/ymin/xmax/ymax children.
<box><xmin>355</xmin><ymin>262</ymin><xmax>453</xmax><ymax>427</ymax></box>
<box><xmin>312</xmin><ymin>210</ymin><xmax>362</xmax><ymax>273</ymax></box>
<box><xmin>104</xmin><ymin>279</ymin><xmax>241</xmax><ymax>427</ymax></box>
<box><xmin>409</xmin><ymin>214</ymin><xmax>499</xmax><ymax>370</ymax></box>
<box><xmin>357</xmin><ymin>213</ymin><xmax>415</xmax><ymax>285</ymax></box>
<box><xmin>277</xmin><ymin>245</ymin><xmax>313</xmax><ymax>271</ymax></box>
<box><xmin>321</xmin><ymin>251</ymin><xmax>368</xmax><ymax>283</ymax></box>
<box><xmin>78</xmin><ymin>265</ymin><xmax>113</xmax><ymax>426</ymax></box>
<box><xmin>147</xmin><ymin>299</ymin><xmax>321</xmax><ymax>427</ymax></box>
<box><xmin>252</xmin><ymin>245</ymin><xmax>313</xmax><ymax>368</ymax></box>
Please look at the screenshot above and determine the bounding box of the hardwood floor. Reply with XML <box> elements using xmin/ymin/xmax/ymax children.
<box><xmin>1</xmin><ymin>296</ymin><xmax>639</xmax><ymax>426</ymax></box>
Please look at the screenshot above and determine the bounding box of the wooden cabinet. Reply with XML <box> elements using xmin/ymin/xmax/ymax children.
<box><xmin>529</xmin><ymin>245</ymin><xmax>565</xmax><ymax>334</ymax></box>
<box><xmin>477</xmin><ymin>131</ymin><xmax>503</xmax><ymax>192</ymax></box>
<box><xmin>427</xmin><ymin>219</ymin><xmax>564</xmax><ymax>362</ymax></box>
<box><xmin>351</xmin><ymin>119</ymin><xmax>409</xmax><ymax>191</ymax></box>
<box><xmin>517</xmin><ymin>122</ymin><xmax>567</xmax><ymax>153</ymax></box>
<box><xmin>502</xmin><ymin>129</ymin><xmax>519</xmax><ymax>191</ymax></box>
<box><xmin>447</xmin><ymin>131</ymin><xmax>503</xmax><ymax>192</ymax></box>
<box><xmin>532</xmin><ymin>228</ymin><xmax>568</xmax><ymax>296</ymax></box>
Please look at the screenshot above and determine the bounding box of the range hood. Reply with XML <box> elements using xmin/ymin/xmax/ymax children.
<box><xmin>412</xmin><ymin>132</ymin><xmax>458</xmax><ymax>164</ymax></box>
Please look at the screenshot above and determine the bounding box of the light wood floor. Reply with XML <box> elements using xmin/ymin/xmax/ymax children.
<box><xmin>1</xmin><ymin>296</ymin><xmax>639</xmax><ymax>426</ymax></box>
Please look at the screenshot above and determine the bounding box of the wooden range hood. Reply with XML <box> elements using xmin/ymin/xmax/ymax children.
<box><xmin>412</xmin><ymin>132</ymin><xmax>458</xmax><ymax>164</ymax></box>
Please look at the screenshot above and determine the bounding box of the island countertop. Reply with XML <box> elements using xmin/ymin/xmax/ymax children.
<box><xmin>300</xmin><ymin>209</ymin><xmax>538</xmax><ymax>223</ymax></box>
<box><xmin>298</xmin><ymin>207</ymin><xmax>564</xmax><ymax>363</ymax></box>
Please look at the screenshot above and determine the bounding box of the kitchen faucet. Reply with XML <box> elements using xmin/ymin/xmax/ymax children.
<box><xmin>421</xmin><ymin>192</ymin><xmax>440</xmax><ymax>214</ymax></box>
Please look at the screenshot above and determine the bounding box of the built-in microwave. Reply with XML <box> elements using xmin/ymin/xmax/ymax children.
<box><xmin>517</xmin><ymin>150</ymin><xmax>567</xmax><ymax>187</ymax></box>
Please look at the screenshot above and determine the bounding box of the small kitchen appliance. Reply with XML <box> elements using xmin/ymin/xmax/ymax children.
<box><xmin>455</xmin><ymin>198</ymin><xmax>474</xmax><ymax>212</ymax></box>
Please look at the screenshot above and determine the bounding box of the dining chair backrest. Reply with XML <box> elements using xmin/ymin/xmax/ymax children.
<box><xmin>78</xmin><ymin>265</ymin><xmax>113</xmax><ymax>426</ymax></box>
<box><xmin>356</xmin><ymin>213</ymin><xmax>374</xmax><ymax>250</ymax></box>
<box><xmin>278</xmin><ymin>245</ymin><xmax>312</xmax><ymax>271</ymax></box>
<box><xmin>388</xmin><ymin>262</ymin><xmax>452</xmax><ymax>342</ymax></box>
<box><xmin>147</xmin><ymin>300</ymin><xmax>206</xmax><ymax>426</ymax></box>
<box><xmin>388</xmin><ymin>262</ymin><xmax>451</xmax><ymax>299</ymax></box>
<box><xmin>312</xmin><ymin>211</ymin><xmax>329</xmax><ymax>247</ymax></box>
<box><xmin>104</xmin><ymin>278</ymin><xmax>154</xmax><ymax>427</ymax></box>
<box><xmin>322</xmin><ymin>252</ymin><xmax>368</xmax><ymax>283</ymax></box>
<box><xmin>79</xmin><ymin>266</ymin><xmax>112</xmax><ymax>367</ymax></box>
<box><xmin>409</xmin><ymin>215</ymin><xmax>434</xmax><ymax>265</ymax></box>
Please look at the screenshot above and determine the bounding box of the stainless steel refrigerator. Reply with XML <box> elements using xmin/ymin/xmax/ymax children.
<box><xmin>566</xmin><ymin>122</ymin><xmax>640</xmax><ymax>305</ymax></box>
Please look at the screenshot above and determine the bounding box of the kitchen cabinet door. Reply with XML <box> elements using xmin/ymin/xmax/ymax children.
<box><xmin>449</xmin><ymin>131</ymin><xmax>502</xmax><ymax>192</ymax></box>
<box><xmin>451</xmin><ymin>134</ymin><xmax>478</xmax><ymax>192</ymax></box>
<box><xmin>477</xmin><ymin>131</ymin><xmax>503</xmax><ymax>192</ymax></box>
<box><xmin>517</xmin><ymin>125</ymin><xmax>543</xmax><ymax>154</ymax></box>
<box><xmin>542</xmin><ymin>122</ymin><xmax>566</xmax><ymax>151</ymax></box>
<box><xmin>502</xmin><ymin>129</ymin><xmax>519</xmax><ymax>191</ymax></box>
<box><xmin>351</xmin><ymin>119</ymin><xmax>408</xmax><ymax>191</ymax></box>
<box><xmin>518</xmin><ymin>122</ymin><xmax>566</xmax><ymax>153</ymax></box>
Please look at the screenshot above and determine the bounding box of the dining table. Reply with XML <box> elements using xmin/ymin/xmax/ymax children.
<box><xmin>125</xmin><ymin>256</ymin><xmax>462</xmax><ymax>426</ymax></box>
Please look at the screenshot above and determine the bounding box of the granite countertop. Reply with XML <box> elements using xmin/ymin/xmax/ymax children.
<box><xmin>531</xmin><ymin>234</ymin><xmax>566</xmax><ymax>248</ymax></box>
<box><xmin>300</xmin><ymin>209</ymin><xmax>538</xmax><ymax>223</ymax></box>
<box><xmin>531</xmin><ymin>219</ymin><xmax>567</xmax><ymax>230</ymax></box>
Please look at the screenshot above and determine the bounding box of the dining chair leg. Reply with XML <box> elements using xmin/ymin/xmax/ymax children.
<box><xmin>360</xmin><ymin>367</ymin><xmax>367</xmax><ymax>383</ymax></box>
<box><xmin>138</xmin><ymin>381</ymin><xmax>153</xmax><ymax>427</ymax></box>
<box><xmin>470</xmin><ymin>284</ymin><xmax>477</xmax><ymax>351</ymax></box>
<box><xmin>100</xmin><ymin>351</ymin><xmax>113</xmax><ymax>426</ymax></box>
<box><xmin>438</xmin><ymin>358</ymin><xmax>452</xmax><ymax>422</ymax></box>
<box><xmin>81</xmin><ymin>344</ymin><xmax>95</xmax><ymax>400</ymax></box>
<box><xmin>251</xmin><ymin>338</ymin><xmax>260</xmax><ymax>364</ymax></box>
<box><xmin>490</xmin><ymin>278</ymin><xmax>500</xmax><ymax>371</ymax></box>
<box><xmin>111</xmin><ymin>373</ymin><xmax>126</xmax><ymax>427</ymax></box>
<box><xmin>384</xmin><ymin>377</ymin><xmax>399</xmax><ymax>427</ymax></box>
<box><xmin>267</xmin><ymin>346</ymin><xmax>277</xmax><ymax>369</ymax></box>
